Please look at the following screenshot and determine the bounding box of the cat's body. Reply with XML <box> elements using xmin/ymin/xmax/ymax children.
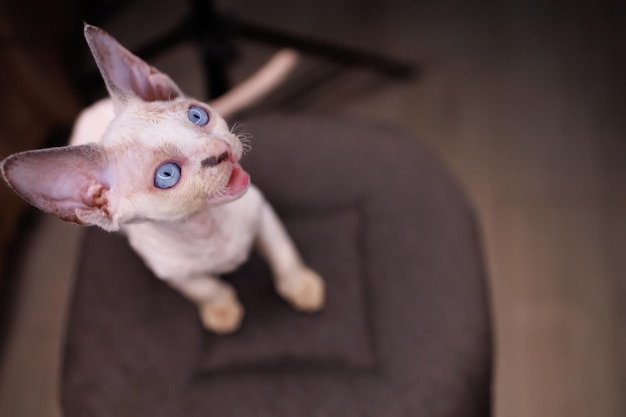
<box><xmin>68</xmin><ymin>98</ymin><xmax>263</xmax><ymax>279</ymax></box>
<box><xmin>0</xmin><ymin>25</ymin><xmax>324</xmax><ymax>333</ymax></box>
<box><xmin>125</xmin><ymin>186</ymin><xmax>264</xmax><ymax>281</ymax></box>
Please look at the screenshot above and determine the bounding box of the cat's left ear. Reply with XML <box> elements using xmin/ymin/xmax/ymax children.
<box><xmin>84</xmin><ymin>24</ymin><xmax>183</xmax><ymax>111</ymax></box>
<box><xmin>0</xmin><ymin>144</ymin><xmax>117</xmax><ymax>231</ymax></box>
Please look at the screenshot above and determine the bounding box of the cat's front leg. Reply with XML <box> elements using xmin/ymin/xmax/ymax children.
<box><xmin>255</xmin><ymin>202</ymin><xmax>325</xmax><ymax>312</ymax></box>
<box><xmin>168</xmin><ymin>274</ymin><xmax>244</xmax><ymax>334</ymax></box>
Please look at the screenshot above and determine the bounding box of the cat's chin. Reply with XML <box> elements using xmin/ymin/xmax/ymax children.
<box><xmin>206</xmin><ymin>163</ymin><xmax>250</xmax><ymax>206</ymax></box>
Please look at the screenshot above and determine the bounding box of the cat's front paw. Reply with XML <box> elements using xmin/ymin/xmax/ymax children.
<box><xmin>277</xmin><ymin>267</ymin><xmax>326</xmax><ymax>313</ymax></box>
<box><xmin>199</xmin><ymin>292</ymin><xmax>244</xmax><ymax>334</ymax></box>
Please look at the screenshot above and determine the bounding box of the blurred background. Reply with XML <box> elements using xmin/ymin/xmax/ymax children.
<box><xmin>0</xmin><ymin>0</ymin><xmax>624</xmax><ymax>416</ymax></box>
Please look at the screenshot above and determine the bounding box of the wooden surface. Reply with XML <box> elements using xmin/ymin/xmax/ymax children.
<box><xmin>0</xmin><ymin>0</ymin><xmax>623</xmax><ymax>416</ymax></box>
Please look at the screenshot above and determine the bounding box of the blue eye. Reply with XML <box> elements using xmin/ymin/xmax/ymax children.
<box><xmin>188</xmin><ymin>105</ymin><xmax>209</xmax><ymax>126</ymax></box>
<box><xmin>154</xmin><ymin>162</ymin><xmax>181</xmax><ymax>189</ymax></box>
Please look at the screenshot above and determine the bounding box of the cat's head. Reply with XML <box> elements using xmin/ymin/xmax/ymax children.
<box><xmin>0</xmin><ymin>24</ymin><xmax>250</xmax><ymax>231</ymax></box>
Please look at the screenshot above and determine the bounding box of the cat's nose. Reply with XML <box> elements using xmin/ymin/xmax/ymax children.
<box><xmin>201</xmin><ymin>151</ymin><xmax>230</xmax><ymax>168</ymax></box>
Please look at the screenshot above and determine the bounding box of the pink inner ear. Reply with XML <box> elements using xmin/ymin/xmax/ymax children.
<box><xmin>84</xmin><ymin>24</ymin><xmax>183</xmax><ymax>103</ymax></box>
<box><xmin>1</xmin><ymin>144</ymin><xmax>112</xmax><ymax>225</ymax></box>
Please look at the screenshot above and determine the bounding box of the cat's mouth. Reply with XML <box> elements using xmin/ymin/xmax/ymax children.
<box><xmin>207</xmin><ymin>163</ymin><xmax>250</xmax><ymax>205</ymax></box>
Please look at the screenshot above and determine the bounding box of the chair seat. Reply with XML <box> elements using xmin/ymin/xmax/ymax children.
<box><xmin>61</xmin><ymin>114</ymin><xmax>492</xmax><ymax>417</ymax></box>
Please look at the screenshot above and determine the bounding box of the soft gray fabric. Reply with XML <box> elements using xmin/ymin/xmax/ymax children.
<box><xmin>62</xmin><ymin>114</ymin><xmax>492</xmax><ymax>417</ymax></box>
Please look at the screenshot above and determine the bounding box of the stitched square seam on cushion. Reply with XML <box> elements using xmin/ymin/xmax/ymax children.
<box><xmin>198</xmin><ymin>207</ymin><xmax>376</xmax><ymax>374</ymax></box>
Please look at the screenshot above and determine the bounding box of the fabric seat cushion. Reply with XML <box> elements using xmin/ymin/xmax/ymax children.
<box><xmin>62</xmin><ymin>114</ymin><xmax>492</xmax><ymax>417</ymax></box>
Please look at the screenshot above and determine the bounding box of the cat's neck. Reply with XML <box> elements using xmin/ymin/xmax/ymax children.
<box><xmin>122</xmin><ymin>185</ymin><xmax>263</xmax><ymax>241</ymax></box>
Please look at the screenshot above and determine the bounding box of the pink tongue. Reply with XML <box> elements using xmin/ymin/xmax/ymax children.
<box><xmin>225</xmin><ymin>164</ymin><xmax>249</xmax><ymax>195</ymax></box>
<box><xmin>207</xmin><ymin>164</ymin><xmax>250</xmax><ymax>205</ymax></box>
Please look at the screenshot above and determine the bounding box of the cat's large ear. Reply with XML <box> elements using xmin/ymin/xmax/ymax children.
<box><xmin>0</xmin><ymin>145</ymin><xmax>117</xmax><ymax>231</ymax></box>
<box><xmin>84</xmin><ymin>24</ymin><xmax>183</xmax><ymax>111</ymax></box>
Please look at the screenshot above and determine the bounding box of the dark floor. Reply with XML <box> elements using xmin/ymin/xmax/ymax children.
<box><xmin>0</xmin><ymin>0</ymin><xmax>624</xmax><ymax>416</ymax></box>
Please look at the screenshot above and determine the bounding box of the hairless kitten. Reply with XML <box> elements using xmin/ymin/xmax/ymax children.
<box><xmin>0</xmin><ymin>25</ymin><xmax>325</xmax><ymax>333</ymax></box>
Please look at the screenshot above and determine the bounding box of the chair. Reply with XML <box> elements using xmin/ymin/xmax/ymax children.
<box><xmin>61</xmin><ymin>113</ymin><xmax>492</xmax><ymax>416</ymax></box>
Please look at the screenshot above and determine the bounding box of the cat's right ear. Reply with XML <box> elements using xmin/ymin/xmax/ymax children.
<box><xmin>0</xmin><ymin>144</ymin><xmax>118</xmax><ymax>231</ymax></box>
<box><xmin>84</xmin><ymin>24</ymin><xmax>183</xmax><ymax>112</ymax></box>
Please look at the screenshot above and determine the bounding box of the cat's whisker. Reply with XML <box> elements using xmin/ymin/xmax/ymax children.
<box><xmin>230</xmin><ymin>124</ymin><xmax>253</xmax><ymax>156</ymax></box>
<box><xmin>230</xmin><ymin>122</ymin><xmax>247</xmax><ymax>135</ymax></box>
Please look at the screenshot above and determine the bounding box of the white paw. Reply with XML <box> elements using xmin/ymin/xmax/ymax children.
<box><xmin>199</xmin><ymin>293</ymin><xmax>244</xmax><ymax>334</ymax></box>
<box><xmin>277</xmin><ymin>267</ymin><xmax>326</xmax><ymax>313</ymax></box>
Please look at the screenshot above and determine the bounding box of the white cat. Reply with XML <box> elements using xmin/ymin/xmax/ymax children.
<box><xmin>0</xmin><ymin>24</ymin><xmax>325</xmax><ymax>334</ymax></box>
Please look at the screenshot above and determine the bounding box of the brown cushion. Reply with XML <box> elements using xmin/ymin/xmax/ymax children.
<box><xmin>61</xmin><ymin>114</ymin><xmax>492</xmax><ymax>417</ymax></box>
<box><xmin>202</xmin><ymin>208</ymin><xmax>375</xmax><ymax>372</ymax></box>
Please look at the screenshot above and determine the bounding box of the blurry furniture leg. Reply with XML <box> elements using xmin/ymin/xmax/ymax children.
<box><xmin>80</xmin><ymin>0</ymin><xmax>416</xmax><ymax>99</ymax></box>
